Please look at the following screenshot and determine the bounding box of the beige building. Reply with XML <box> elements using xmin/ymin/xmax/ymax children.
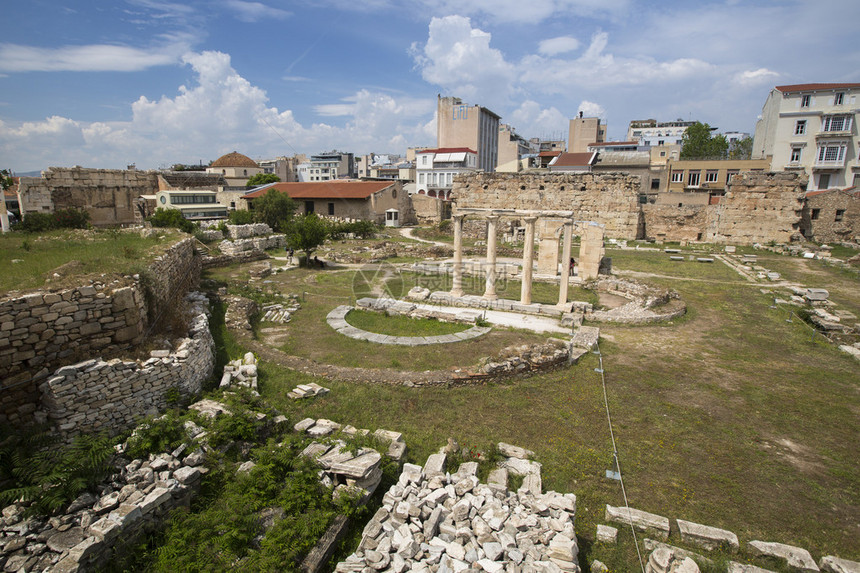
<box><xmin>243</xmin><ymin>180</ymin><xmax>414</xmax><ymax>225</ymax></box>
<box><xmin>437</xmin><ymin>96</ymin><xmax>500</xmax><ymax>173</ymax></box>
<box><xmin>497</xmin><ymin>124</ymin><xmax>531</xmax><ymax>171</ymax></box>
<box><xmin>206</xmin><ymin>151</ymin><xmax>263</xmax><ymax>187</ymax></box>
<box><xmin>568</xmin><ymin>114</ymin><xmax>606</xmax><ymax>153</ymax></box>
<box><xmin>753</xmin><ymin>83</ymin><xmax>860</xmax><ymax>191</ymax></box>
<box><xmin>665</xmin><ymin>157</ymin><xmax>771</xmax><ymax>203</ymax></box>
<box><xmin>153</xmin><ymin>190</ymin><xmax>227</xmax><ymax>220</ymax></box>
<box><xmin>258</xmin><ymin>156</ymin><xmax>302</xmax><ymax>182</ymax></box>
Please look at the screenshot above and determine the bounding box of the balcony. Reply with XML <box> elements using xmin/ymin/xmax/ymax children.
<box><xmin>812</xmin><ymin>159</ymin><xmax>846</xmax><ymax>170</ymax></box>
<box><xmin>816</xmin><ymin>129</ymin><xmax>852</xmax><ymax>139</ymax></box>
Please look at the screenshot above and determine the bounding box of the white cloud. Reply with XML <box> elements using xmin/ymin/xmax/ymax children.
<box><xmin>734</xmin><ymin>68</ymin><xmax>780</xmax><ymax>87</ymax></box>
<box><xmin>0</xmin><ymin>39</ymin><xmax>191</xmax><ymax>73</ymax></box>
<box><xmin>411</xmin><ymin>16</ymin><xmax>516</xmax><ymax>111</ymax></box>
<box><xmin>508</xmin><ymin>101</ymin><xmax>568</xmax><ymax>140</ymax></box>
<box><xmin>538</xmin><ymin>36</ymin><xmax>580</xmax><ymax>56</ymax></box>
<box><xmin>414</xmin><ymin>0</ymin><xmax>630</xmax><ymax>24</ymax></box>
<box><xmin>0</xmin><ymin>51</ymin><xmax>437</xmax><ymax>171</ymax></box>
<box><xmin>222</xmin><ymin>1</ymin><xmax>291</xmax><ymax>22</ymax></box>
<box><xmin>577</xmin><ymin>100</ymin><xmax>605</xmax><ymax>118</ymax></box>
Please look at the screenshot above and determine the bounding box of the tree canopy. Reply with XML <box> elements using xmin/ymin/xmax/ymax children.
<box><xmin>680</xmin><ymin>122</ymin><xmax>728</xmax><ymax>159</ymax></box>
<box><xmin>286</xmin><ymin>213</ymin><xmax>328</xmax><ymax>263</ymax></box>
<box><xmin>246</xmin><ymin>173</ymin><xmax>280</xmax><ymax>188</ymax></box>
<box><xmin>252</xmin><ymin>188</ymin><xmax>295</xmax><ymax>232</ymax></box>
<box><xmin>728</xmin><ymin>137</ymin><xmax>753</xmax><ymax>160</ymax></box>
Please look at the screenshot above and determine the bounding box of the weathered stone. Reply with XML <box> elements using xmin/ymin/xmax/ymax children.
<box><xmin>748</xmin><ymin>540</ymin><xmax>820</xmax><ymax>572</ymax></box>
<box><xmin>820</xmin><ymin>556</ymin><xmax>860</xmax><ymax>573</ymax></box>
<box><xmin>330</xmin><ymin>451</ymin><xmax>382</xmax><ymax>479</ymax></box>
<box><xmin>173</xmin><ymin>466</ymin><xmax>201</xmax><ymax>484</ymax></box>
<box><xmin>424</xmin><ymin>453</ymin><xmax>447</xmax><ymax>477</ymax></box>
<box><xmin>596</xmin><ymin>524</ymin><xmax>617</xmax><ymax>544</ymax></box>
<box><xmin>497</xmin><ymin>443</ymin><xmax>535</xmax><ymax>460</ymax></box>
<box><xmin>676</xmin><ymin>519</ymin><xmax>739</xmax><ymax>552</ymax></box>
<box><xmin>46</xmin><ymin>526</ymin><xmax>86</xmax><ymax>552</ymax></box>
<box><xmin>605</xmin><ymin>505</ymin><xmax>669</xmax><ymax>540</ymax></box>
<box><xmin>727</xmin><ymin>563</ymin><xmax>777</xmax><ymax>573</ymax></box>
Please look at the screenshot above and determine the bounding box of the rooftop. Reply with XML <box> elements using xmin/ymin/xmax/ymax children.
<box><xmin>776</xmin><ymin>83</ymin><xmax>860</xmax><ymax>94</ymax></box>
<box><xmin>245</xmin><ymin>180</ymin><xmax>396</xmax><ymax>200</ymax></box>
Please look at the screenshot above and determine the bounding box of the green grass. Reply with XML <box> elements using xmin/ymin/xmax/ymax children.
<box><xmin>345</xmin><ymin>308</ymin><xmax>470</xmax><ymax>337</ymax></box>
<box><xmin>0</xmin><ymin>228</ymin><xmax>184</xmax><ymax>293</ymax></box>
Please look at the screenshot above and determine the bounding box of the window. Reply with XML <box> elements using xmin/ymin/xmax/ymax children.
<box><xmin>660</xmin><ymin>151</ymin><xmax>666</xmax><ymax>157</ymax></box>
<box><xmin>651</xmin><ymin>178</ymin><xmax>661</xmax><ymax>190</ymax></box>
<box><xmin>328</xmin><ymin>202</ymin><xmax>335</xmax><ymax>216</ymax></box>
<box><xmin>688</xmin><ymin>171</ymin><xmax>701</xmax><ymax>187</ymax></box>
<box><xmin>835</xmin><ymin>92</ymin><xmax>844</xmax><ymax>105</ymax></box>
<box><xmin>822</xmin><ymin>115</ymin><xmax>852</xmax><ymax>132</ymax></box>
<box><xmin>658</xmin><ymin>140</ymin><xmax>665</xmax><ymax>146</ymax></box>
<box><xmin>794</xmin><ymin>120</ymin><xmax>806</xmax><ymax>135</ymax></box>
<box><xmin>305</xmin><ymin>201</ymin><xmax>315</xmax><ymax>213</ymax></box>
<box><xmin>818</xmin><ymin>174</ymin><xmax>830</xmax><ymax>189</ymax></box>
<box><xmin>811</xmin><ymin>208</ymin><xmax>820</xmax><ymax>220</ymax></box>
<box><xmin>671</xmin><ymin>171</ymin><xmax>683</xmax><ymax>183</ymax></box>
<box><xmin>705</xmin><ymin>170</ymin><xmax>719</xmax><ymax>183</ymax></box>
<box><xmin>801</xmin><ymin>94</ymin><xmax>810</xmax><ymax>107</ymax></box>
<box><xmin>422</xmin><ymin>156</ymin><xmax>428</xmax><ymax>165</ymax></box>
<box><xmin>726</xmin><ymin>170</ymin><xmax>739</xmax><ymax>183</ymax></box>
<box><xmin>835</xmin><ymin>209</ymin><xmax>845</xmax><ymax>221</ymax></box>
<box><xmin>817</xmin><ymin>144</ymin><xmax>846</xmax><ymax>163</ymax></box>
<box><xmin>790</xmin><ymin>147</ymin><xmax>802</xmax><ymax>163</ymax></box>
<box><xmin>418</xmin><ymin>173</ymin><xmax>425</xmax><ymax>184</ymax></box>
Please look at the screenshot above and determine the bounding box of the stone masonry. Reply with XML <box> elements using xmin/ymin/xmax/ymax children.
<box><xmin>38</xmin><ymin>293</ymin><xmax>214</xmax><ymax>437</ymax></box>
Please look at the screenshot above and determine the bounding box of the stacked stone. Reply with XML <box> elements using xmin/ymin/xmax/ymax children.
<box><xmin>218</xmin><ymin>235</ymin><xmax>285</xmax><ymax>256</ymax></box>
<box><xmin>219</xmin><ymin>352</ymin><xmax>259</xmax><ymax>393</ymax></box>
<box><xmin>480</xmin><ymin>341</ymin><xmax>571</xmax><ymax>376</ymax></box>
<box><xmin>225</xmin><ymin>223</ymin><xmax>272</xmax><ymax>239</ymax></box>
<box><xmin>335</xmin><ymin>448</ymin><xmax>580</xmax><ymax>573</ymax></box>
<box><xmin>223</xmin><ymin>295</ymin><xmax>257</xmax><ymax>331</ymax></box>
<box><xmin>0</xmin><ymin>448</ymin><xmax>204</xmax><ymax>572</ymax></box>
<box><xmin>198</xmin><ymin>229</ymin><xmax>223</xmax><ymax>242</ymax></box>
<box><xmin>261</xmin><ymin>298</ymin><xmax>300</xmax><ymax>324</ymax></box>
<box><xmin>301</xmin><ymin>440</ymin><xmax>384</xmax><ymax>504</ymax></box>
<box><xmin>38</xmin><ymin>294</ymin><xmax>214</xmax><ymax>438</ymax></box>
<box><xmin>288</xmin><ymin>382</ymin><xmax>329</xmax><ymax>399</ymax></box>
<box><xmin>645</xmin><ymin>546</ymin><xmax>701</xmax><ymax>573</ymax></box>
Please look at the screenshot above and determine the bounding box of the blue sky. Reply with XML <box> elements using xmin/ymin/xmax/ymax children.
<box><xmin>1</xmin><ymin>0</ymin><xmax>859</xmax><ymax>172</ymax></box>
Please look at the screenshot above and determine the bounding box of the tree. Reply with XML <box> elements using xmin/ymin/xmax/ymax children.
<box><xmin>728</xmin><ymin>137</ymin><xmax>753</xmax><ymax>160</ymax></box>
<box><xmin>148</xmin><ymin>208</ymin><xmax>195</xmax><ymax>233</ymax></box>
<box><xmin>286</xmin><ymin>213</ymin><xmax>328</xmax><ymax>263</ymax></box>
<box><xmin>251</xmin><ymin>188</ymin><xmax>295</xmax><ymax>232</ymax></box>
<box><xmin>680</xmin><ymin>122</ymin><xmax>728</xmax><ymax>159</ymax></box>
<box><xmin>246</xmin><ymin>173</ymin><xmax>280</xmax><ymax>188</ymax></box>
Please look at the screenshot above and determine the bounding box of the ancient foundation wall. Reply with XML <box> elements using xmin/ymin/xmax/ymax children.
<box><xmin>17</xmin><ymin>168</ymin><xmax>159</xmax><ymax>226</ymax></box>
<box><xmin>803</xmin><ymin>189</ymin><xmax>860</xmax><ymax>243</ymax></box>
<box><xmin>642</xmin><ymin>205</ymin><xmax>709</xmax><ymax>242</ymax></box>
<box><xmin>452</xmin><ymin>172</ymin><xmax>643</xmax><ymax>239</ymax></box>
<box><xmin>0</xmin><ymin>238</ymin><xmax>200</xmax><ymax>425</ymax></box>
<box><xmin>705</xmin><ymin>172</ymin><xmax>805</xmax><ymax>245</ymax></box>
<box><xmin>40</xmin><ymin>295</ymin><xmax>214</xmax><ymax>436</ymax></box>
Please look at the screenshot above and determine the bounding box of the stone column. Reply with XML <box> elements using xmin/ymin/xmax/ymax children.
<box><xmin>483</xmin><ymin>216</ymin><xmax>499</xmax><ymax>300</ymax></box>
<box><xmin>520</xmin><ymin>217</ymin><xmax>537</xmax><ymax>305</ymax></box>
<box><xmin>450</xmin><ymin>214</ymin><xmax>465</xmax><ymax>297</ymax></box>
<box><xmin>557</xmin><ymin>221</ymin><xmax>573</xmax><ymax>307</ymax></box>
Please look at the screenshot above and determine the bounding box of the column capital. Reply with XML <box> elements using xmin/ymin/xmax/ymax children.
<box><xmin>522</xmin><ymin>216</ymin><xmax>538</xmax><ymax>224</ymax></box>
<box><xmin>485</xmin><ymin>214</ymin><xmax>500</xmax><ymax>222</ymax></box>
<box><xmin>452</xmin><ymin>213</ymin><xmax>466</xmax><ymax>221</ymax></box>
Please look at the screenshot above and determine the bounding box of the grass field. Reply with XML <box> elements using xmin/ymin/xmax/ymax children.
<box><xmin>212</xmin><ymin>241</ymin><xmax>860</xmax><ymax>570</ymax></box>
<box><xmin>0</xmin><ymin>228</ymin><xmax>184</xmax><ymax>293</ymax></box>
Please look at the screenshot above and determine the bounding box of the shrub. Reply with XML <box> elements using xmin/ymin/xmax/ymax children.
<box><xmin>125</xmin><ymin>411</ymin><xmax>188</xmax><ymax>460</ymax></box>
<box><xmin>52</xmin><ymin>208</ymin><xmax>90</xmax><ymax>229</ymax></box>
<box><xmin>148</xmin><ymin>208</ymin><xmax>196</xmax><ymax>233</ymax></box>
<box><xmin>228</xmin><ymin>210</ymin><xmax>255</xmax><ymax>225</ymax></box>
<box><xmin>17</xmin><ymin>212</ymin><xmax>55</xmax><ymax>233</ymax></box>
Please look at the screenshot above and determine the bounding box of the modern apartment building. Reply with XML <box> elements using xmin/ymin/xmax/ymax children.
<box><xmin>627</xmin><ymin>119</ymin><xmax>698</xmax><ymax>148</ymax></box>
<box><xmin>258</xmin><ymin>155</ymin><xmax>302</xmax><ymax>182</ymax></box>
<box><xmin>568</xmin><ymin>113</ymin><xmax>606</xmax><ymax>153</ymax></box>
<box><xmin>437</xmin><ymin>96</ymin><xmax>500</xmax><ymax>173</ymax></box>
<box><xmin>753</xmin><ymin>83</ymin><xmax>860</xmax><ymax>191</ymax></box>
<box><xmin>415</xmin><ymin>147</ymin><xmax>478</xmax><ymax>199</ymax></box>
<box><xmin>497</xmin><ymin>124</ymin><xmax>531</xmax><ymax>171</ymax></box>
<box><xmin>665</xmin><ymin>157</ymin><xmax>771</xmax><ymax>202</ymax></box>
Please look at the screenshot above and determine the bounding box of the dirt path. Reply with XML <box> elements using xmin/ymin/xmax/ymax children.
<box><xmin>399</xmin><ymin>227</ymin><xmax>449</xmax><ymax>247</ymax></box>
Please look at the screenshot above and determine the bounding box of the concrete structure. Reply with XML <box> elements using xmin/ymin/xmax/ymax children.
<box><xmin>568</xmin><ymin>114</ymin><xmax>606</xmax><ymax>153</ymax></box>
<box><xmin>666</xmin><ymin>157</ymin><xmax>771</xmax><ymax>202</ymax></box>
<box><xmin>627</xmin><ymin>119</ymin><xmax>697</xmax><ymax>148</ymax></box>
<box><xmin>153</xmin><ymin>190</ymin><xmax>228</xmax><ymax>220</ymax></box>
<box><xmin>498</xmin><ymin>124</ymin><xmax>531</xmax><ymax>171</ymax></box>
<box><xmin>591</xmin><ymin>150</ymin><xmax>665</xmax><ymax>201</ymax></box>
<box><xmin>415</xmin><ymin>147</ymin><xmax>479</xmax><ymax>199</ymax></box>
<box><xmin>206</xmin><ymin>151</ymin><xmax>262</xmax><ymax>187</ymax></box>
<box><xmin>753</xmin><ymin>83</ymin><xmax>860</xmax><ymax>190</ymax></box>
<box><xmin>243</xmin><ymin>180</ymin><xmax>415</xmax><ymax>225</ymax></box>
<box><xmin>258</xmin><ymin>155</ymin><xmax>302</xmax><ymax>182</ymax></box>
<box><xmin>801</xmin><ymin>187</ymin><xmax>860</xmax><ymax>242</ymax></box>
<box><xmin>437</xmin><ymin>96</ymin><xmax>500</xmax><ymax>173</ymax></box>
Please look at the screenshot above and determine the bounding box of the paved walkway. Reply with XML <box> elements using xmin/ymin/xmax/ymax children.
<box><xmin>398</xmin><ymin>226</ymin><xmax>449</xmax><ymax>247</ymax></box>
<box><xmin>326</xmin><ymin>305</ymin><xmax>492</xmax><ymax>346</ymax></box>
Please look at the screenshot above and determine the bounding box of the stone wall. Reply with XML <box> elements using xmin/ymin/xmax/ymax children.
<box><xmin>452</xmin><ymin>172</ymin><xmax>643</xmax><ymax>239</ymax></box>
<box><xmin>226</xmin><ymin>223</ymin><xmax>272</xmax><ymax>239</ymax></box>
<box><xmin>0</xmin><ymin>238</ymin><xmax>200</xmax><ymax>425</ymax></box>
<box><xmin>17</xmin><ymin>168</ymin><xmax>159</xmax><ymax>226</ymax></box>
<box><xmin>218</xmin><ymin>235</ymin><xmax>286</xmax><ymax>256</ymax></box>
<box><xmin>642</xmin><ymin>205</ymin><xmax>709</xmax><ymax>242</ymax></box>
<box><xmin>704</xmin><ymin>172</ymin><xmax>806</xmax><ymax>245</ymax></box>
<box><xmin>802</xmin><ymin>189</ymin><xmax>860</xmax><ymax>243</ymax></box>
<box><xmin>39</xmin><ymin>294</ymin><xmax>214</xmax><ymax>436</ymax></box>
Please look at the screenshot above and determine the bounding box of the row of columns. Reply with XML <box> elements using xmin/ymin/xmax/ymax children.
<box><xmin>450</xmin><ymin>214</ymin><xmax>574</xmax><ymax>307</ymax></box>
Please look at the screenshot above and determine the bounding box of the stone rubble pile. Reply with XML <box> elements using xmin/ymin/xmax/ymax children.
<box><xmin>288</xmin><ymin>382</ymin><xmax>329</xmax><ymax>400</ymax></box>
<box><xmin>0</xmin><ymin>448</ymin><xmax>204</xmax><ymax>572</ymax></box>
<box><xmin>219</xmin><ymin>351</ymin><xmax>259</xmax><ymax>393</ymax></box>
<box><xmin>218</xmin><ymin>235</ymin><xmax>286</xmax><ymax>256</ymax></box>
<box><xmin>335</xmin><ymin>444</ymin><xmax>581</xmax><ymax>573</ymax></box>
<box><xmin>226</xmin><ymin>223</ymin><xmax>273</xmax><ymax>240</ymax></box>
<box><xmin>293</xmin><ymin>418</ymin><xmax>408</xmax><ymax>464</ymax></box>
<box><xmin>261</xmin><ymin>296</ymin><xmax>300</xmax><ymax>323</ymax></box>
<box><xmin>645</xmin><ymin>545</ymin><xmax>701</xmax><ymax>573</ymax></box>
<box><xmin>301</xmin><ymin>440</ymin><xmax>384</xmax><ymax>504</ymax></box>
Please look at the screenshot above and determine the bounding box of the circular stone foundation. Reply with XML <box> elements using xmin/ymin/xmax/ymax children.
<box><xmin>326</xmin><ymin>305</ymin><xmax>491</xmax><ymax>346</ymax></box>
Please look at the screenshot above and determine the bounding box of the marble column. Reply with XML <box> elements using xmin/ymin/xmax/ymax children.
<box><xmin>450</xmin><ymin>214</ymin><xmax>465</xmax><ymax>297</ymax></box>
<box><xmin>520</xmin><ymin>217</ymin><xmax>537</xmax><ymax>305</ymax></box>
<box><xmin>483</xmin><ymin>216</ymin><xmax>499</xmax><ymax>300</ymax></box>
<box><xmin>557</xmin><ymin>221</ymin><xmax>573</xmax><ymax>307</ymax></box>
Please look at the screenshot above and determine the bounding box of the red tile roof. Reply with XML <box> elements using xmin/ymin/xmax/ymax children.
<box><xmin>806</xmin><ymin>186</ymin><xmax>859</xmax><ymax>197</ymax></box>
<box><xmin>589</xmin><ymin>141</ymin><xmax>639</xmax><ymax>147</ymax></box>
<box><xmin>552</xmin><ymin>152</ymin><xmax>596</xmax><ymax>167</ymax></box>
<box><xmin>775</xmin><ymin>83</ymin><xmax>860</xmax><ymax>93</ymax></box>
<box><xmin>538</xmin><ymin>150</ymin><xmax>563</xmax><ymax>157</ymax></box>
<box><xmin>418</xmin><ymin>147</ymin><xmax>477</xmax><ymax>155</ymax></box>
<box><xmin>244</xmin><ymin>181</ymin><xmax>395</xmax><ymax>200</ymax></box>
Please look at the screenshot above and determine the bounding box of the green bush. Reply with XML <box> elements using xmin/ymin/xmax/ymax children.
<box><xmin>148</xmin><ymin>208</ymin><xmax>196</xmax><ymax>233</ymax></box>
<box><xmin>125</xmin><ymin>411</ymin><xmax>188</xmax><ymax>460</ymax></box>
<box><xmin>228</xmin><ymin>210</ymin><xmax>255</xmax><ymax>225</ymax></box>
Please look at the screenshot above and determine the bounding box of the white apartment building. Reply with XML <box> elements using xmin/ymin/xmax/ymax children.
<box><xmin>627</xmin><ymin>119</ymin><xmax>698</xmax><ymax>147</ymax></box>
<box><xmin>415</xmin><ymin>147</ymin><xmax>478</xmax><ymax>199</ymax></box>
<box><xmin>753</xmin><ymin>83</ymin><xmax>860</xmax><ymax>191</ymax></box>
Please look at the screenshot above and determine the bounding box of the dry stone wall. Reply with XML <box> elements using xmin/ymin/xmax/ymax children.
<box><xmin>642</xmin><ymin>205</ymin><xmax>709</xmax><ymax>242</ymax></box>
<box><xmin>17</xmin><ymin>168</ymin><xmax>159</xmax><ymax>226</ymax></box>
<box><xmin>452</xmin><ymin>172</ymin><xmax>643</xmax><ymax>239</ymax></box>
<box><xmin>39</xmin><ymin>293</ymin><xmax>214</xmax><ymax>437</ymax></box>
